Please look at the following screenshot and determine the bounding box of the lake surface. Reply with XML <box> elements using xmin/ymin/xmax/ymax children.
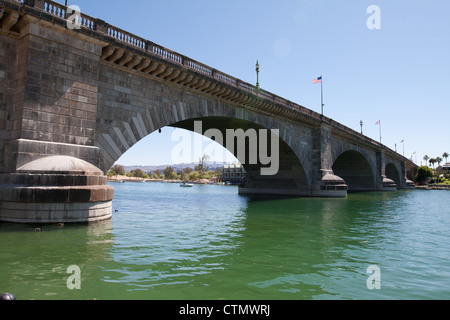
<box><xmin>1</xmin><ymin>182</ymin><xmax>449</xmax><ymax>300</ymax></box>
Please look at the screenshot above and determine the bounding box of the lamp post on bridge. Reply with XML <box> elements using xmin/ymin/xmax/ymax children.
<box><xmin>401</xmin><ymin>139</ymin><xmax>405</xmax><ymax>156</ymax></box>
<box><xmin>64</xmin><ymin>1</ymin><xmax>68</xmax><ymax>19</ymax></box>
<box><xmin>255</xmin><ymin>60</ymin><xmax>260</xmax><ymax>91</ymax></box>
<box><xmin>360</xmin><ymin>120</ymin><xmax>363</xmax><ymax>134</ymax></box>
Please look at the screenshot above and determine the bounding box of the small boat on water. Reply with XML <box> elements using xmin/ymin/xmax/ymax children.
<box><xmin>180</xmin><ymin>182</ymin><xmax>194</xmax><ymax>187</ymax></box>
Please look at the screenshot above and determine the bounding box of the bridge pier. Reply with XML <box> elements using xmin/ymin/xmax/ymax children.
<box><xmin>379</xmin><ymin>175</ymin><xmax>397</xmax><ymax>191</ymax></box>
<box><xmin>400</xmin><ymin>161</ymin><xmax>416</xmax><ymax>189</ymax></box>
<box><xmin>403</xmin><ymin>179</ymin><xmax>416</xmax><ymax>189</ymax></box>
<box><xmin>237</xmin><ymin>169</ymin><xmax>347</xmax><ymax>198</ymax></box>
<box><xmin>310</xmin><ymin>169</ymin><xmax>348</xmax><ymax>197</ymax></box>
<box><xmin>0</xmin><ymin>3</ymin><xmax>113</xmax><ymax>223</ymax></box>
<box><xmin>237</xmin><ymin>170</ymin><xmax>311</xmax><ymax>197</ymax></box>
<box><xmin>376</xmin><ymin>150</ymin><xmax>398</xmax><ymax>191</ymax></box>
<box><xmin>0</xmin><ymin>155</ymin><xmax>113</xmax><ymax>223</ymax></box>
<box><xmin>310</xmin><ymin>124</ymin><xmax>348</xmax><ymax>197</ymax></box>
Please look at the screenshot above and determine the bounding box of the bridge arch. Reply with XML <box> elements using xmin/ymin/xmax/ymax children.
<box><xmin>93</xmin><ymin>50</ymin><xmax>320</xmax><ymax>196</ymax></box>
<box><xmin>332</xmin><ymin>150</ymin><xmax>376</xmax><ymax>192</ymax></box>
<box><xmin>97</xmin><ymin>102</ymin><xmax>313</xmax><ymax>195</ymax></box>
<box><xmin>385</xmin><ymin>162</ymin><xmax>401</xmax><ymax>187</ymax></box>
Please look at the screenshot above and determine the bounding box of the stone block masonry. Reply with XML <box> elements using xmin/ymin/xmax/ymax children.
<box><xmin>0</xmin><ymin>32</ymin><xmax>19</xmax><ymax>172</ymax></box>
<box><xmin>17</xmin><ymin>25</ymin><xmax>101</xmax><ymax>146</ymax></box>
<box><xmin>0</xmin><ymin>4</ymin><xmax>108</xmax><ymax>171</ymax></box>
<box><xmin>0</xmin><ymin>2</ymin><xmax>112</xmax><ymax>223</ymax></box>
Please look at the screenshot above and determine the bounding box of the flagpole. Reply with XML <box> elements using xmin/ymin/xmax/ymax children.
<box><xmin>313</xmin><ymin>75</ymin><xmax>324</xmax><ymax>115</ymax></box>
<box><xmin>379</xmin><ymin>121</ymin><xmax>382</xmax><ymax>144</ymax></box>
<box><xmin>321</xmin><ymin>75</ymin><xmax>324</xmax><ymax>115</ymax></box>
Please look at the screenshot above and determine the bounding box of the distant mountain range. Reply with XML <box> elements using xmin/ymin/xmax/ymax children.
<box><xmin>122</xmin><ymin>161</ymin><xmax>233</xmax><ymax>173</ymax></box>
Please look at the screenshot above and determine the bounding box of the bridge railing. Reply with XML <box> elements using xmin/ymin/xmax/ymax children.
<box><xmin>18</xmin><ymin>1</ymin><xmax>321</xmax><ymax>116</ymax></box>
<box><xmin>42</xmin><ymin>0</ymin><xmax>65</xmax><ymax>19</ymax></box>
<box><xmin>107</xmin><ymin>24</ymin><xmax>147</xmax><ymax>51</ymax></box>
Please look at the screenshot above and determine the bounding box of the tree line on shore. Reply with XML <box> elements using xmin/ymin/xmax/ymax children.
<box><xmin>107</xmin><ymin>155</ymin><xmax>223</xmax><ymax>181</ymax></box>
<box><xmin>107</xmin><ymin>164</ymin><xmax>222</xmax><ymax>181</ymax></box>
<box><xmin>416</xmin><ymin>152</ymin><xmax>449</xmax><ymax>185</ymax></box>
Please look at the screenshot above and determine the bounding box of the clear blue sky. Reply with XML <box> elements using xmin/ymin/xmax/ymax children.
<box><xmin>63</xmin><ymin>0</ymin><xmax>450</xmax><ymax>166</ymax></box>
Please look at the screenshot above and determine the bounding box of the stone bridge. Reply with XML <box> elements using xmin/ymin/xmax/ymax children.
<box><xmin>0</xmin><ymin>0</ymin><xmax>417</xmax><ymax>223</ymax></box>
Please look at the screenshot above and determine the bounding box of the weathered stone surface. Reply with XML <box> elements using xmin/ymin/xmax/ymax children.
<box><xmin>0</xmin><ymin>201</ymin><xmax>112</xmax><ymax>224</ymax></box>
<box><xmin>17</xmin><ymin>155</ymin><xmax>102</xmax><ymax>175</ymax></box>
<box><xmin>0</xmin><ymin>155</ymin><xmax>113</xmax><ymax>223</ymax></box>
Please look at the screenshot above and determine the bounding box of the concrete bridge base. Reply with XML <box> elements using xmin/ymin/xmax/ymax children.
<box><xmin>404</xmin><ymin>180</ymin><xmax>416</xmax><ymax>189</ymax></box>
<box><xmin>380</xmin><ymin>176</ymin><xmax>397</xmax><ymax>192</ymax></box>
<box><xmin>238</xmin><ymin>169</ymin><xmax>348</xmax><ymax>198</ymax></box>
<box><xmin>312</xmin><ymin>170</ymin><xmax>348</xmax><ymax>197</ymax></box>
<box><xmin>238</xmin><ymin>187</ymin><xmax>348</xmax><ymax>198</ymax></box>
<box><xmin>0</xmin><ymin>156</ymin><xmax>113</xmax><ymax>224</ymax></box>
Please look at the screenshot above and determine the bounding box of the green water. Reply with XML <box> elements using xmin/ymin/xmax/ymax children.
<box><xmin>1</xmin><ymin>182</ymin><xmax>449</xmax><ymax>300</ymax></box>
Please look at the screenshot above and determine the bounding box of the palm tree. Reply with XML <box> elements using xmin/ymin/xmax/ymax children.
<box><xmin>436</xmin><ymin>157</ymin><xmax>443</xmax><ymax>167</ymax></box>
<box><xmin>423</xmin><ymin>155</ymin><xmax>429</xmax><ymax>166</ymax></box>
<box><xmin>429</xmin><ymin>158</ymin><xmax>437</xmax><ymax>184</ymax></box>
<box><xmin>429</xmin><ymin>158</ymin><xmax>436</xmax><ymax>170</ymax></box>
<box><xmin>443</xmin><ymin>152</ymin><xmax>449</xmax><ymax>164</ymax></box>
<box><xmin>436</xmin><ymin>157</ymin><xmax>443</xmax><ymax>184</ymax></box>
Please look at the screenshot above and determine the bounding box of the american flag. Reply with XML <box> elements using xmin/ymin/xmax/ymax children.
<box><xmin>375</xmin><ymin>120</ymin><xmax>380</xmax><ymax>125</ymax></box>
<box><xmin>313</xmin><ymin>76</ymin><xmax>322</xmax><ymax>84</ymax></box>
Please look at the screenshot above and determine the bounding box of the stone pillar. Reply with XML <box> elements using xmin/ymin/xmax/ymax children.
<box><xmin>4</xmin><ymin>19</ymin><xmax>106</xmax><ymax>168</ymax></box>
<box><xmin>0</xmin><ymin>11</ymin><xmax>113</xmax><ymax>223</ymax></box>
<box><xmin>376</xmin><ymin>150</ymin><xmax>397</xmax><ymax>191</ymax></box>
<box><xmin>401</xmin><ymin>160</ymin><xmax>416</xmax><ymax>189</ymax></box>
<box><xmin>94</xmin><ymin>19</ymin><xmax>108</xmax><ymax>34</ymax></box>
<box><xmin>311</xmin><ymin>123</ymin><xmax>347</xmax><ymax>197</ymax></box>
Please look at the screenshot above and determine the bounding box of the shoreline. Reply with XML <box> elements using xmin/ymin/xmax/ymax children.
<box><xmin>107</xmin><ymin>175</ymin><xmax>217</xmax><ymax>184</ymax></box>
<box><xmin>107</xmin><ymin>176</ymin><xmax>449</xmax><ymax>189</ymax></box>
<box><xmin>416</xmin><ymin>185</ymin><xmax>450</xmax><ymax>190</ymax></box>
